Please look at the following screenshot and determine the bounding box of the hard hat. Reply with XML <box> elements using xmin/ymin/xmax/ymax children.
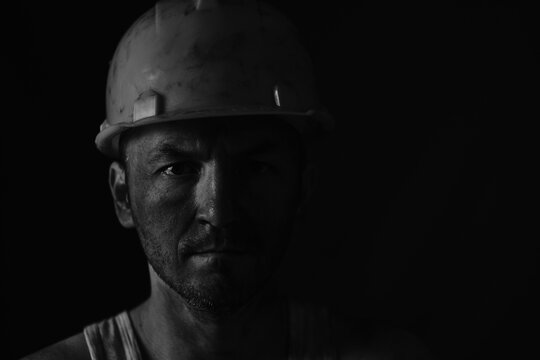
<box><xmin>96</xmin><ymin>0</ymin><xmax>333</xmax><ymax>158</ymax></box>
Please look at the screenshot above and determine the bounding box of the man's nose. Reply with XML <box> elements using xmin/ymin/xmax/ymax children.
<box><xmin>196</xmin><ymin>159</ymin><xmax>237</xmax><ymax>228</ymax></box>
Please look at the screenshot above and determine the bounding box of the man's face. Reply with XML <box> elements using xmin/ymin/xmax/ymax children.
<box><xmin>120</xmin><ymin>117</ymin><xmax>304</xmax><ymax>314</ymax></box>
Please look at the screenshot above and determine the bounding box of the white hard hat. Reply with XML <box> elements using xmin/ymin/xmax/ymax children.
<box><xmin>96</xmin><ymin>0</ymin><xmax>333</xmax><ymax>158</ymax></box>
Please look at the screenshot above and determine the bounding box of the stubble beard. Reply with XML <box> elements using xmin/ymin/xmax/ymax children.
<box><xmin>132</xmin><ymin>209</ymin><xmax>296</xmax><ymax>318</ymax></box>
<box><xmin>137</xmin><ymin>229</ymin><xmax>272</xmax><ymax>317</ymax></box>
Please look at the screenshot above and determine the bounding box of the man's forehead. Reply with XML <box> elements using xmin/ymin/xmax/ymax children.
<box><xmin>125</xmin><ymin>117</ymin><xmax>299</xmax><ymax>156</ymax></box>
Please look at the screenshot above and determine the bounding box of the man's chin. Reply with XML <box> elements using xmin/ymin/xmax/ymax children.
<box><xmin>150</xmin><ymin>255</ymin><xmax>274</xmax><ymax>317</ymax></box>
<box><xmin>176</xmin><ymin>274</ymin><xmax>264</xmax><ymax>317</ymax></box>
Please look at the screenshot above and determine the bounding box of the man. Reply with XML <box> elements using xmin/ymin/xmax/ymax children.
<box><xmin>22</xmin><ymin>1</ymin><xmax>429</xmax><ymax>359</ymax></box>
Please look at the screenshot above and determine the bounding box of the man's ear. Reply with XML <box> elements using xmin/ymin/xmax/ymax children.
<box><xmin>109</xmin><ymin>161</ymin><xmax>135</xmax><ymax>228</ymax></box>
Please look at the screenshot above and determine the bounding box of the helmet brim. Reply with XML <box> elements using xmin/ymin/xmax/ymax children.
<box><xmin>95</xmin><ymin>106</ymin><xmax>333</xmax><ymax>159</ymax></box>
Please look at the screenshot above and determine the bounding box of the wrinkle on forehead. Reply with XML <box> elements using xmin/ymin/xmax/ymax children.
<box><xmin>123</xmin><ymin>116</ymin><xmax>300</xmax><ymax>162</ymax></box>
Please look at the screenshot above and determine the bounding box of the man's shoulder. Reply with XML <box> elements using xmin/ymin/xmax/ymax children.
<box><xmin>20</xmin><ymin>332</ymin><xmax>91</xmax><ymax>360</ymax></box>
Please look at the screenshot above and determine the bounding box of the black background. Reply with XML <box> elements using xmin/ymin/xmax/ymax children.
<box><xmin>5</xmin><ymin>0</ymin><xmax>538</xmax><ymax>359</ymax></box>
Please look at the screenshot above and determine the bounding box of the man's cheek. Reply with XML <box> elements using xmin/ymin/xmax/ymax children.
<box><xmin>138</xmin><ymin>181</ymin><xmax>195</xmax><ymax>218</ymax></box>
<box><xmin>146</xmin><ymin>204</ymin><xmax>193</xmax><ymax>241</ymax></box>
<box><xmin>132</xmin><ymin>192</ymin><xmax>192</xmax><ymax>246</ymax></box>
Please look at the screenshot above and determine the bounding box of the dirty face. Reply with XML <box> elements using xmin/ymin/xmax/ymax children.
<box><xmin>118</xmin><ymin>117</ymin><xmax>304</xmax><ymax>314</ymax></box>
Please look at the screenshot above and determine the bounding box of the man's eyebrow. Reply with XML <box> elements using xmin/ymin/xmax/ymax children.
<box><xmin>147</xmin><ymin>143</ymin><xmax>200</xmax><ymax>164</ymax></box>
<box><xmin>146</xmin><ymin>139</ymin><xmax>282</xmax><ymax>164</ymax></box>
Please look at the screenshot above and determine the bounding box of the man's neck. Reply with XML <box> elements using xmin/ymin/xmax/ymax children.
<box><xmin>129</xmin><ymin>266</ymin><xmax>289</xmax><ymax>360</ymax></box>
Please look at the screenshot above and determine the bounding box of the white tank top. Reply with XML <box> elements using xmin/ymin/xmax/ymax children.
<box><xmin>83</xmin><ymin>301</ymin><xmax>338</xmax><ymax>360</ymax></box>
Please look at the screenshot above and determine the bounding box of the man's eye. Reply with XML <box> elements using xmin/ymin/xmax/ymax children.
<box><xmin>162</xmin><ymin>162</ymin><xmax>200</xmax><ymax>177</ymax></box>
